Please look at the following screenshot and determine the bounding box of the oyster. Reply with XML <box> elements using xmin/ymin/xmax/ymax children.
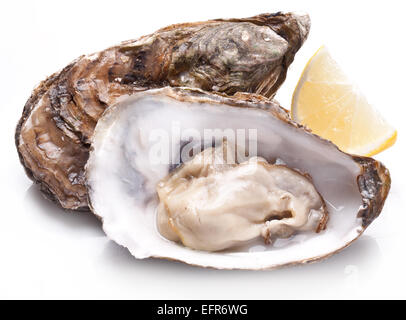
<box><xmin>156</xmin><ymin>141</ymin><xmax>329</xmax><ymax>251</ymax></box>
<box><xmin>86</xmin><ymin>87</ymin><xmax>390</xmax><ymax>269</ymax></box>
<box><xmin>15</xmin><ymin>12</ymin><xmax>310</xmax><ymax>210</ymax></box>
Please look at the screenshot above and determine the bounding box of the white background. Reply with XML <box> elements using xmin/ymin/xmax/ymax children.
<box><xmin>1</xmin><ymin>0</ymin><xmax>405</xmax><ymax>299</ymax></box>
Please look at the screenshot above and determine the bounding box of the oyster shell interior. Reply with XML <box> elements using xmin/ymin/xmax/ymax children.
<box><xmin>86</xmin><ymin>87</ymin><xmax>388</xmax><ymax>269</ymax></box>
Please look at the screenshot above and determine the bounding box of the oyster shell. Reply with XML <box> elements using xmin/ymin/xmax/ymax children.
<box><xmin>86</xmin><ymin>87</ymin><xmax>390</xmax><ymax>269</ymax></box>
<box><xmin>15</xmin><ymin>12</ymin><xmax>310</xmax><ymax>210</ymax></box>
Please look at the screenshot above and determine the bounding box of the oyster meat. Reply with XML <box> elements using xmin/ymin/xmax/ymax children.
<box><xmin>86</xmin><ymin>87</ymin><xmax>390</xmax><ymax>269</ymax></box>
<box><xmin>157</xmin><ymin>141</ymin><xmax>328</xmax><ymax>251</ymax></box>
<box><xmin>15</xmin><ymin>12</ymin><xmax>310</xmax><ymax>210</ymax></box>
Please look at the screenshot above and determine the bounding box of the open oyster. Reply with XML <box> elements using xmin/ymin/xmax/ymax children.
<box><xmin>86</xmin><ymin>87</ymin><xmax>390</xmax><ymax>269</ymax></box>
<box><xmin>15</xmin><ymin>12</ymin><xmax>310</xmax><ymax>210</ymax></box>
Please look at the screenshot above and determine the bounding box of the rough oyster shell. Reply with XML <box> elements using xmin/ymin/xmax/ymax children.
<box><xmin>15</xmin><ymin>12</ymin><xmax>310</xmax><ymax>210</ymax></box>
<box><xmin>86</xmin><ymin>87</ymin><xmax>390</xmax><ymax>270</ymax></box>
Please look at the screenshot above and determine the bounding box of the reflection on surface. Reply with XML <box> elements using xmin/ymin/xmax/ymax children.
<box><xmin>25</xmin><ymin>184</ymin><xmax>103</xmax><ymax>236</ymax></box>
<box><xmin>100</xmin><ymin>234</ymin><xmax>381</xmax><ymax>287</ymax></box>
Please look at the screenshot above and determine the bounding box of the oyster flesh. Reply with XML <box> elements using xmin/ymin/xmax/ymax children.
<box><xmin>156</xmin><ymin>141</ymin><xmax>328</xmax><ymax>252</ymax></box>
<box><xmin>86</xmin><ymin>87</ymin><xmax>390</xmax><ymax>269</ymax></box>
<box><xmin>15</xmin><ymin>12</ymin><xmax>310</xmax><ymax>210</ymax></box>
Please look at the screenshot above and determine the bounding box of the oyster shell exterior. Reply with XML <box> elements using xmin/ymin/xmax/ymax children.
<box><xmin>86</xmin><ymin>87</ymin><xmax>390</xmax><ymax>269</ymax></box>
<box><xmin>16</xmin><ymin>12</ymin><xmax>310</xmax><ymax>210</ymax></box>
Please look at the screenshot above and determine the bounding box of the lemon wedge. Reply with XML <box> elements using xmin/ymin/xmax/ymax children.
<box><xmin>291</xmin><ymin>46</ymin><xmax>397</xmax><ymax>156</ymax></box>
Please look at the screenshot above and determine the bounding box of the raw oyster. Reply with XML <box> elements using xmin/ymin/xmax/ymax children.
<box><xmin>15</xmin><ymin>12</ymin><xmax>310</xmax><ymax>210</ymax></box>
<box><xmin>156</xmin><ymin>141</ymin><xmax>328</xmax><ymax>251</ymax></box>
<box><xmin>86</xmin><ymin>87</ymin><xmax>390</xmax><ymax>269</ymax></box>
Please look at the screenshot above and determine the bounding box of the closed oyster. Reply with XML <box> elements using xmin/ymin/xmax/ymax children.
<box><xmin>86</xmin><ymin>87</ymin><xmax>390</xmax><ymax>270</ymax></box>
<box><xmin>15</xmin><ymin>12</ymin><xmax>310</xmax><ymax>210</ymax></box>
